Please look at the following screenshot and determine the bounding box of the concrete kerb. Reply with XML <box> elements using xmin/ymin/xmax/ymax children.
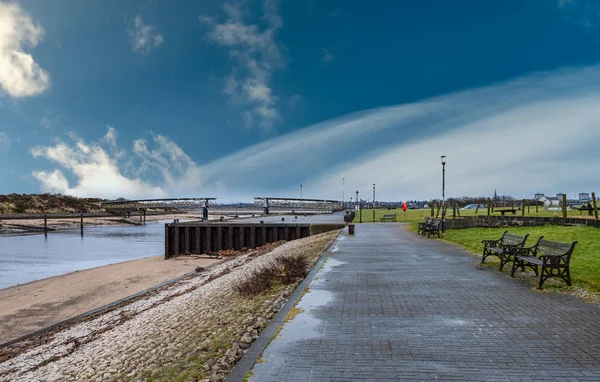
<box><xmin>0</xmin><ymin>259</ymin><xmax>224</xmax><ymax>349</ymax></box>
<box><xmin>226</xmin><ymin>229</ymin><xmax>344</xmax><ymax>382</ymax></box>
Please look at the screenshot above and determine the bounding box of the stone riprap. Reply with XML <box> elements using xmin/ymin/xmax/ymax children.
<box><xmin>0</xmin><ymin>231</ymin><xmax>337</xmax><ymax>382</ymax></box>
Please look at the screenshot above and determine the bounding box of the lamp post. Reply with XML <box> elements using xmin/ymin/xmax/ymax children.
<box><xmin>342</xmin><ymin>177</ymin><xmax>345</xmax><ymax>210</ymax></box>
<box><xmin>356</xmin><ymin>190</ymin><xmax>362</xmax><ymax>223</ymax></box>
<box><xmin>441</xmin><ymin>155</ymin><xmax>446</xmax><ymax>233</ymax></box>
<box><xmin>300</xmin><ymin>184</ymin><xmax>303</xmax><ymax>213</ymax></box>
<box><xmin>372</xmin><ymin>183</ymin><xmax>376</xmax><ymax>222</ymax></box>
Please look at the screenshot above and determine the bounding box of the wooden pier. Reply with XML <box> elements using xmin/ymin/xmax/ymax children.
<box><xmin>164</xmin><ymin>222</ymin><xmax>343</xmax><ymax>259</ymax></box>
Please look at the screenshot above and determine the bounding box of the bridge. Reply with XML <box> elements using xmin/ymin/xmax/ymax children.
<box><xmin>100</xmin><ymin>198</ymin><xmax>217</xmax><ymax>219</ymax></box>
<box><xmin>254</xmin><ymin>197</ymin><xmax>342</xmax><ymax>215</ymax></box>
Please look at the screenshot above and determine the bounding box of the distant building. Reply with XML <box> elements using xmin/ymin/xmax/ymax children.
<box><xmin>537</xmin><ymin>196</ymin><xmax>560</xmax><ymax>208</ymax></box>
<box><xmin>534</xmin><ymin>193</ymin><xmax>545</xmax><ymax>199</ymax></box>
<box><xmin>579</xmin><ymin>193</ymin><xmax>591</xmax><ymax>201</ymax></box>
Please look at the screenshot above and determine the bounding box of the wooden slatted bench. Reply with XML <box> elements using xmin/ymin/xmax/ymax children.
<box><xmin>510</xmin><ymin>237</ymin><xmax>578</xmax><ymax>289</ymax></box>
<box><xmin>481</xmin><ymin>231</ymin><xmax>530</xmax><ymax>271</ymax></box>
<box><xmin>423</xmin><ymin>219</ymin><xmax>441</xmax><ymax>238</ymax></box>
<box><xmin>380</xmin><ymin>213</ymin><xmax>397</xmax><ymax>222</ymax></box>
<box><xmin>417</xmin><ymin>217</ymin><xmax>432</xmax><ymax>235</ymax></box>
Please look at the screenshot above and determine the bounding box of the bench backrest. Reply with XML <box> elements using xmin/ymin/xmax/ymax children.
<box><xmin>430</xmin><ymin>219</ymin><xmax>441</xmax><ymax>227</ymax></box>
<box><xmin>384</xmin><ymin>214</ymin><xmax>396</xmax><ymax>217</ymax></box>
<box><xmin>536</xmin><ymin>239</ymin><xmax>577</xmax><ymax>264</ymax></box>
<box><xmin>501</xmin><ymin>233</ymin><xmax>529</xmax><ymax>247</ymax></box>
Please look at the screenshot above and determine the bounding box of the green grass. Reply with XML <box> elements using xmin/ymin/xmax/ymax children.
<box><xmin>407</xmin><ymin>224</ymin><xmax>600</xmax><ymax>292</ymax></box>
<box><xmin>356</xmin><ymin>207</ymin><xmax>599</xmax><ymax>224</ymax></box>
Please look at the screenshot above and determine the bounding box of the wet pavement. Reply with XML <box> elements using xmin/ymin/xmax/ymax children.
<box><xmin>246</xmin><ymin>224</ymin><xmax>600</xmax><ymax>381</ymax></box>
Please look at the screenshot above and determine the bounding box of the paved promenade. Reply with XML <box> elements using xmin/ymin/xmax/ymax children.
<box><xmin>248</xmin><ymin>224</ymin><xmax>600</xmax><ymax>381</ymax></box>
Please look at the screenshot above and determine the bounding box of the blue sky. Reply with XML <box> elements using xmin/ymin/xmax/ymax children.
<box><xmin>1</xmin><ymin>0</ymin><xmax>600</xmax><ymax>202</ymax></box>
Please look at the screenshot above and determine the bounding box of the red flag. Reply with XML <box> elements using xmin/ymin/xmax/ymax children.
<box><xmin>402</xmin><ymin>202</ymin><xmax>407</xmax><ymax>211</ymax></box>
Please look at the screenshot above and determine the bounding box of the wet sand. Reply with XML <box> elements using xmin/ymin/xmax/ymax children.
<box><xmin>0</xmin><ymin>255</ymin><xmax>220</xmax><ymax>344</ymax></box>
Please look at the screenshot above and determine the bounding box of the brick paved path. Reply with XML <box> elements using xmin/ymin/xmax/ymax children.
<box><xmin>248</xmin><ymin>224</ymin><xmax>600</xmax><ymax>381</ymax></box>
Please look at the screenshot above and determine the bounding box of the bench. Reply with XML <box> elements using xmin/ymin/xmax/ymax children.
<box><xmin>423</xmin><ymin>219</ymin><xmax>441</xmax><ymax>238</ymax></box>
<box><xmin>380</xmin><ymin>213</ymin><xmax>397</xmax><ymax>222</ymax></box>
<box><xmin>495</xmin><ymin>208</ymin><xmax>518</xmax><ymax>216</ymax></box>
<box><xmin>481</xmin><ymin>231</ymin><xmax>529</xmax><ymax>271</ymax></box>
<box><xmin>510</xmin><ymin>237</ymin><xmax>577</xmax><ymax>289</ymax></box>
<box><xmin>417</xmin><ymin>217</ymin><xmax>432</xmax><ymax>235</ymax></box>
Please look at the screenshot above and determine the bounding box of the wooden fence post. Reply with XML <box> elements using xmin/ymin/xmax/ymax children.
<box><xmin>491</xmin><ymin>200</ymin><xmax>495</xmax><ymax>213</ymax></box>
<box><xmin>435</xmin><ymin>202</ymin><xmax>441</xmax><ymax>218</ymax></box>
<box><xmin>522</xmin><ymin>199</ymin><xmax>525</xmax><ymax>216</ymax></box>
<box><xmin>592</xmin><ymin>192</ymin><xmax>599</xmax><ymax>220</ymax></box>
<box><xmin>452</xmin><ymin>202</ymin><xmax>456</xmax><ymax>218</ymax></box>
<box><xmin>475</xmin><ymin>203</ymin><xmax>480</xmax><ymax>215</ymax></box>
<box><xmin>562</xmin><ymin>194</ymin><xmax>568</xmax><ymax>219</ymax></box>
<box><xmin>430</xmin><ymin>203</ymin><xmax>434</xmax><ymax>217</ymax></box>
<box><xmin>487</xmin><ymin>198</ymin><xmax>491</xmax><ymax>216</ymax></box>
<box><xmin>536</xmin><ymin>204</ymin><xmax>538</xmax><ymax>213</ymax></box>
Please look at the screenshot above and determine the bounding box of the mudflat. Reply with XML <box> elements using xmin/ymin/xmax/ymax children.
<box><xmin>0</xmin><ymin>255</ymin><xmax>220</xmax><ymax>344</ymax></box>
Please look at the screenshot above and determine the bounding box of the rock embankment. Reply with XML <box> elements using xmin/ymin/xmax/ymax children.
<box><xmin>0</xmin><ymin>231</ymin><xmax>338</xmax><ymax>382</ymax></box>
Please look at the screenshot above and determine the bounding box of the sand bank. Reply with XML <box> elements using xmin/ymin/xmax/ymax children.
<box><xmin>0</xmin><ymin>254</ymin><xmax>220</xmax><ymax>344</ymax></box>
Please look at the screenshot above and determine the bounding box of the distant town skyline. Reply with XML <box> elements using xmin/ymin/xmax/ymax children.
<box><xmin>1</xmin><ymin>1</ymin><xmax>600</xmax><ymax>202</ymax></box>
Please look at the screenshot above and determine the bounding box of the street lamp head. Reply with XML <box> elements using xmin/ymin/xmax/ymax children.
<box><xmin>441</xmin><ymin>155</ymin><xmax>446</xmax><ymax>165</ymax></box>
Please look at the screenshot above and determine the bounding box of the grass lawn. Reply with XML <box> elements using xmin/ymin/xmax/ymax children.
<box><xmin>405</xmin><ymin>222</ymin><xmax>600</xmax><ymax>294</ymax></box>
<box><xmin>356</xmin><ymin>207</ymin><xmax>599</xmax><ymax>223</ymax></box>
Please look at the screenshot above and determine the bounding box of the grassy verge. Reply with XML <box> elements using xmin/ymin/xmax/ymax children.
<box><xmin>406</xmin><ymin>223</ymin><xmax>600</xmax><ymax>293</ymax></box>
<box><xmin>356</xmin><ymin>207</ymin><xmax>600</xmax><ymax>223</ymax></box>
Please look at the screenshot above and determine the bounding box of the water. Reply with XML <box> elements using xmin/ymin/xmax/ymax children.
<box><xmin>0</xmin><ymin>221</ymin><xmax>171</xmax><ymax>290</ymax></box>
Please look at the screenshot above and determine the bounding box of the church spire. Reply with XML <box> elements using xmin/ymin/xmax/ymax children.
<box><xmin>494</xmin><ymin>189</ymin><xmax>498</xmax><ymax>200</ymax></box>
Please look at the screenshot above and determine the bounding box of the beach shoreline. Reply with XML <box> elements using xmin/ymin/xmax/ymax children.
<box><xmin>0</xmin><ymin>254</ymin><xmax>221</xmax><ymax>344</ymax></box>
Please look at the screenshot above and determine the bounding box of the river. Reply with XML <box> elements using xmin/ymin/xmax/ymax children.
<box><xmin>0</xmin><ymin>221</ymin><xmax>170</xmax><ymax>290</ymax></box>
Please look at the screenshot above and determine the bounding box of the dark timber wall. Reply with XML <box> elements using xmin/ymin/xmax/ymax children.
<box><xmin>164</xmin><ymin>222</ymin><xmax>344</xmax><ymax>259</ymax></box>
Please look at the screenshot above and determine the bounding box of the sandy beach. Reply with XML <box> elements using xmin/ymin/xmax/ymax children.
<box><xmin>0</xmin><ymin>254</ymin><xmax>220</xmax><ymax>344</ymax></box>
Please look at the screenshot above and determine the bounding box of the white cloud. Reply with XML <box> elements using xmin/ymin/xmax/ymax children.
<box><xmin>30</xmin><ymin>66</ymin><xmax>600</xmax><ymax>203</ymax></box>
<box><xmin>129</xmin><ymin>14</ymin><xmax>163</xmax><ymax>55</ymax></box>
<box><xmin>320</xmin><ymin>48</ymin><xmax>333</xmax><ymax>67</ymax></box>
<box><xmin>198</xmin><ymin>65</ymin><xmax>600</xmax><ymax>201</ymax></box>
<box><xmin>201</xmin><ymin>1</ymin><xmax>285</xmax><ymax>130</ymax></box>
<box><xmin>0</xmin><ymin>1</ymin><xmax>50</xmax><ymax>98</ymax></box>
<box><xmin>30</xmin><ymin>127</ymin><xmax>200</xmax><ymax>199</ymax></box>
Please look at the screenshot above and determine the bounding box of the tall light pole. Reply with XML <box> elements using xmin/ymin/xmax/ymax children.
<box><xmin>300</xmin><ymin>184</ymin><xmax>303</xmax><ymax>213</ymax></box>
<box><xmin>441</xmin><ymin>155</ymin><xmax>446</xmax><ymax>233</ymax></box>
<box><xmin>373</xmin><ymin>183</ymin><xmax>376</xmax><ymax>222</ymax></box>
<box><xmin>342</xmin><ymin>177</ymin><xmax>345</xmax><ymax>210</ymax></box>
<box><xmin>356</xmin><ymin>190</ymin><xmax>362</xmax><ymax>223</ymax></box>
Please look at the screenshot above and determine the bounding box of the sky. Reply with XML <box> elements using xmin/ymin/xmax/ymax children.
<box><xmin>1</xmin><ymin>0</ymin><xmax>600</xmax><ymax>203</ymax></box>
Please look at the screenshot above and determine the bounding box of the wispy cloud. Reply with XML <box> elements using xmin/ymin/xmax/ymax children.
<box><xmin>129</xmin><ymin>14</ymin><xmax>163</xmax><ymax>55</ymax></box>
<box><xmin>556</xmin><ymin>0</ymin><xmax>597</xmax><ymax>30</ymax></box>
<box><xmin>200</xmin><ymin>1</ymin><xmax>286</xmax><ymax>131</ymax></box>
<box><xmin>30</xmin><ymin>66</ymin><xmax>600</xmax><ymax>202</ymax></box>
<box><xmin>320</xmin><ymin>48</ymin><xmax>333</xmax><ymax>67</ymax></box>
<box><xmin>0</xmin><ymin>132</ymin><xmax>9</xmax><ymax>149</ymax></box>
<box><xmin>0</xmin><ymin>1</ymin><xmax>50</xmax><ymax>98</ymax></box>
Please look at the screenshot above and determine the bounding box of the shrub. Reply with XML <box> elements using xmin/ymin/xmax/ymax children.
<box><xmin>275</xmin><ymin>255</ymin><xmax>310</xmax><ymax>284</ymax></box>
<box><xmin>234</xmin><ymin>263</ymin><xmax>279</xmax><ymax>296</ymax></box>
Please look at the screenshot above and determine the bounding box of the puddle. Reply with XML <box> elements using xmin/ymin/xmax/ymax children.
<box><xmin>250</xmin><ymin>256</ymin><xmax>341</xmax><ymax>380</ymax></box>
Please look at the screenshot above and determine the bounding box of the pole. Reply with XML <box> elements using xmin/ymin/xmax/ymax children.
<box><xmin>300</xmin><ymin>184</ymin><xmax>303</xmax><ymax>213</ymax></box>
<box><xmin>562</xmin><ymin>194</ymin><xmax>567</xmax><ymax>219</ymax></box>
<box><xmin>80</xmin><ymin>212</ymin><xmax>84</xmax><ymax>237</ymax></box>
<box><xmin>592</xmin><ymin>192</ymin><xmax>598</xmax><ymax>220</ymax></box>
<box><xmin>372</xmin><ymin>183</ymin><xmax>376</xmax><ymax>223</ymax></box>
<box><xmin>44</xmin><ymin>213</ymin><xmax>48</xmax><ymax>238</ymax></box>
<box><xmin>441</xmin><ymin>160</ymin><xmax>446</xmax><ymax>233</ymax></box>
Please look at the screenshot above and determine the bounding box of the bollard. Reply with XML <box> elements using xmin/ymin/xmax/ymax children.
<box><xmin>348</xmin><ymin>223</ymin><xmax>355</xmax><ymax>235</ymax></box>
